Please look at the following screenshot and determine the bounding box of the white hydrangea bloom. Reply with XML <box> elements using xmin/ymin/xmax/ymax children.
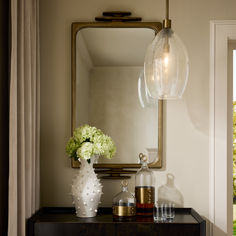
<box><xmin>66</xmin><ymin>124</ymin><xmax>116</xmax><ymax>161</ymax></box>
<box><xmin>77</xmin><ymin>142</ymin><xmax>93</xmax><ymax>160</ymax></box>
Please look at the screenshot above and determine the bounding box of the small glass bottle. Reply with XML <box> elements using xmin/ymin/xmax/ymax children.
<box><xmin>135</xmin><ymin>153</ymin><xmax>155</xmax><ymax>218</ymax></box>
<box><xmin>112</xmin><ymin>180</ymin><xmax>136</xmax><ymax>221</ymax></box>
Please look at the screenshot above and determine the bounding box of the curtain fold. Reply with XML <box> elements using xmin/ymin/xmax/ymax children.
<box><xmin>8</xmin><ymin>0</ymin><xmax>40</xmax><ymax>235</ymax></box>
<box><xmin>0</xmin><ymin>0</ymin><xmax>10</xmax><ymax>235</ymax></box>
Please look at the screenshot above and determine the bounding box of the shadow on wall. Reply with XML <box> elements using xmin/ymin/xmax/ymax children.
<box><xmin>158</xmin><ymin>173</ymin><xmax>184</xmax><ymax>207</ymax></box>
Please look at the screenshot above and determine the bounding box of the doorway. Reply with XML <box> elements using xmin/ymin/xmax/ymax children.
<box><xmin>209</xmin><ymin>21</ymin><xmax>236</xmax><ymax>236</ymax></box>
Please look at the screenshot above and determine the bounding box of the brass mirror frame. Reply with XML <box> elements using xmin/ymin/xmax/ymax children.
<box><xmin>71</xmin><ymin>20</ymin><xmax>163</xmax><ymax>173</ymax></box>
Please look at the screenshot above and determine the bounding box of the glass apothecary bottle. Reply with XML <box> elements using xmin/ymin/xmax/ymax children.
<box><xmin>112</xmin><ymin>180</ymin><xmax>136</xmax><ymax>221</ymax></box>
<box><xmin>135</xmin><ymin>153</ymin><xmax>155</xmax><ymax>217</ymax></box>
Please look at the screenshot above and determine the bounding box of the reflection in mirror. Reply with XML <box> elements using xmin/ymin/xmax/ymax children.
<box><xmin>76</xmin><ymin>28</ymin><xmax>158</xmax><ymax>164</ymax></box>
<box><xmin>138</xmin><ymin>69</ymin><xmax>158</xmax><ymax>108</ymax></box>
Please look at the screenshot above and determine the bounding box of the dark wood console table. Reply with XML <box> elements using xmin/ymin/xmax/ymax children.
<box><xmin>27</xmin><ymin>207</ymin><xmax>206</xmax><ymax>236</ymax></box>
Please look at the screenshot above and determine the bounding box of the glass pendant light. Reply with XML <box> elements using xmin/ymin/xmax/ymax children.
<box><xmin>144</xmin><ymin>0</ymin><xmax>189</xmax><ymax>99</ymax></box>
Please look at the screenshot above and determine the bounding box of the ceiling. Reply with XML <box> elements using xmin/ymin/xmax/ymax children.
<box><xmin>77</xmin><ymin>28</ymin><xmax>155</xmax><ymax>67</ymax></box>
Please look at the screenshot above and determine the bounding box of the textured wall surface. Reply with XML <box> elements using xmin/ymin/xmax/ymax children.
<box><xmin>76</xmin><ymin>31</ymin><xmax>91</xmax><ymax>126</ymax></box>
<box><xmin>89</xmin><ymin>67</ymin><xmax>158</xmax><ymax>164</ymax></box>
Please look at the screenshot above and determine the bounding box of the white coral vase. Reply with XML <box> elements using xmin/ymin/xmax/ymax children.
<box><xmin>71</xmin><ymin>157</ymin><xmax>102</xmax><ymax>217</ymax></box>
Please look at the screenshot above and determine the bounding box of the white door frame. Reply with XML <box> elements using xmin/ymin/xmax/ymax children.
<box><xmin>209</xmin><ymin>20</ymin><xmax>236</xmax><ymax>236</ymax></box>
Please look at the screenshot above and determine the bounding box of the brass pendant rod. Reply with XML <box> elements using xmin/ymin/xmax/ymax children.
<box><xmin>166</xmin><ymin>0</ymin><xmax>169</xmax><ymax>20</ymax></box>
<box><xmin>163</xmin><ymin>0</ymin><xmax>171</xmax><ymax>28</ymax></box>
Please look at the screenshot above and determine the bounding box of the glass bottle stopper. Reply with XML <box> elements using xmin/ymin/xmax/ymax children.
<box><xmin>121</xmin><ymin>180</ymin><xmax>128</xmax><ymax>188</ymax></box>
<box><xmin>139</xmin><ymin>153</ymin><xmax>147</xmax><ymax>163</ymax></box>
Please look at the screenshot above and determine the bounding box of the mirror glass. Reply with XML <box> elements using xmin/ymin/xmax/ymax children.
<box><xmin>75</xmin><ymin>28</ymin><xmax>158</xmax><ymax>164</ymax></box>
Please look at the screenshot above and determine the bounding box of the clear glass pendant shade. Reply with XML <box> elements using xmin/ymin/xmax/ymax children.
<box><xmin>144</xmin><ymin>28</ymin><xmax>189</xmax><ymax>99</ymax></box>
<box><xmin>138</xmin><ymin>69</ymin><xmax>158</xmax><ymax>108</ymax></box>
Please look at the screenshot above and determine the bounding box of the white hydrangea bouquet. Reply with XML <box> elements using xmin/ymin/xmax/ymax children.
<box><xmin>66</xmin><ymin>124</ymin><xmax>116</xmax><ymax>163</ymax></box>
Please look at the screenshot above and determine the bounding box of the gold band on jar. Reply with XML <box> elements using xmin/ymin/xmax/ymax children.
<box><xmin>113</xmin><ymin>206</ymin><xmax>136</xmax><ymax>217</ymax></box>
<box><xmin>135</xmin><ymin>186</ymin><xmax>154</xmax><ymax>204</ymax></box>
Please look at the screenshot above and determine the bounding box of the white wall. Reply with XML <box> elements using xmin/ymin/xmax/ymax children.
<box><xmin>39</xmin><ymin>0</ymin><xmax>236</xmax><ymax>233</ymax></box>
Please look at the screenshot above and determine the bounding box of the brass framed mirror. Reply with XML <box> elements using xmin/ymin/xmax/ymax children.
<box><xmin>71</xmin><ymin>12</ymin><xmax>163</xmax><ymax>178</ymax></box>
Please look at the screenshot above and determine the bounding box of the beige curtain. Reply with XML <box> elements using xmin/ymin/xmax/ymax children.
<box><xmin>8</xmin><ymin>0</ymin><xmax>40</xmax><ymax>235</ymax></box>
